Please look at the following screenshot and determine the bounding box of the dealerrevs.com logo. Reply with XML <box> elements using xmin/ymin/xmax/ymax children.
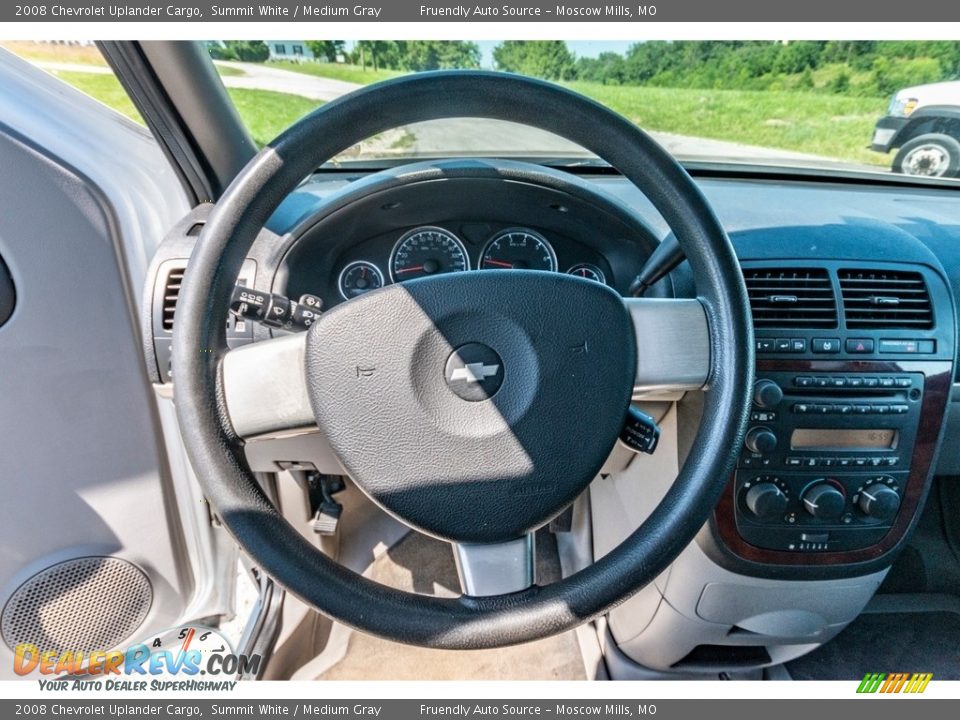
<box><xmin>857</xmin><ymin>672</ymin><xmax>933</xmax><ymax>694</ymax></box>
<box><xmin>14</xmin><ymin>625</ymin><xmax>260</xmax><ymax>691</ymax></box>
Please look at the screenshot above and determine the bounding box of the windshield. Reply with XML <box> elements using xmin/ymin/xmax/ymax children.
<box><xmin>9</xmin><ymin>39</ymin><xmax>960</xmax><ymax>182</ymax></box>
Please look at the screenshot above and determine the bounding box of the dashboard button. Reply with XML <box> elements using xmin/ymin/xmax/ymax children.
<box><xmin>847</xmin><ymin>338</ymin><xmax>875</xmax><ymax>354</ymax></box>
<box><xmin>895</xmin><ymin>378</ymin><xmax>912</xmax><ymax>388</ymax></box>
<box><xmin>794</xmin><ymin>376</ymin><xmax>814</xmax><ymax>388</ymax></box>
<box><xmin>790</xmin><ymin>338</ymin><xmax>807</xmax><ymax>352</ymax></box>
<box><xmin>774</xmin><ymin>338</ymin><xmax>792</xmax><ymax>353</ymax></box>
<box><xmin>862</xmin><ymin>378</ymin><xmax>880</xmax><ymax>388</ymax></box>
<box><xmin>812</xmin><ymin>338</ymin><xmax>841</xmax><ymax>353</ymax></box>
<box><xmin>847</xmin><ymin>377</ymin><xmax>864</xmax><ymax>388</ymax></box>
<box><xmin>756</xmin><ymin>339</ymin><xmax>775</xmax><ymax>352</ymax></box>
<box><xmin>814</xmin><ymin>377</ymin><xmax>832</xmax><ymax>388</ymax></box>
<box><xmin>830</xmin><ymin>377</ymin><xmax>848</xmax><ymax>388</ymax></box>
<box><xmin>879</xmin><ymin>377</ymin><xmax>896</xmax><ymax>388</ymax></box>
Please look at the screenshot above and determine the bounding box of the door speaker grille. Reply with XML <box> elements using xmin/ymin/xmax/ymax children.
<box><xmin>2</xmin><ymin>557</ymin><xmax>152</xmax><ymax>653</ymax></box>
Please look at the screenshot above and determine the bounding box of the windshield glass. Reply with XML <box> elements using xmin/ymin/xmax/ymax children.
<box><xmin>9</xmin><ymin>39</ymin><xmax>960</xmax><ymax>182</ymax></box>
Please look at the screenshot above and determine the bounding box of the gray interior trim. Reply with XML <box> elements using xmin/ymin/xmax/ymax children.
<box><xmin>221</xmin><ymin>334</ymin><xmax>312</xmax><ymax>437</ymax></box>
<box><xmin>453</xmin><ymin>535</ymin><xmax>535</xmax><ymax>597</ymax></box>
<box><xmin>626</xmin><ymin>298</ymin><xmax>711</xmax><ymax>392</ymax></box>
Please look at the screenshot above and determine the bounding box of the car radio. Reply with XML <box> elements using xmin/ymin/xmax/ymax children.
<box><xmin>733</xmin><ymin>370</ymin><xmax>923</xmax><ymax>553</ymax></box>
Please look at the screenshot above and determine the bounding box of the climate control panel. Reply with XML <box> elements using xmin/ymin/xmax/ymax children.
<box><xmin>733</xmin><ymin>370</ymin><xmax>922</xmax><ymax>553</ymax></box>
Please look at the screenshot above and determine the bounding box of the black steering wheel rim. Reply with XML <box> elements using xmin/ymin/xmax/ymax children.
<box><xmin>173</xmin><ymin>71</ymin><xmax>753</xmax><ymax>648</ymax></box>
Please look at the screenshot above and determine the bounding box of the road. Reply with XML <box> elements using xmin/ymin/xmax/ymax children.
<box><xmin>38</xmin><ymin>59</ymin><xmax>871</xmax><ymax>169</ymax></box>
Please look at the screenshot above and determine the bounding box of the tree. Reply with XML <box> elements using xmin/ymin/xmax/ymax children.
<box><xmin>306</xmin><ymin>41</ymin><xmax>345</xmax><ymax>63</ymax></box>
<box><xmin>402</xmin><ymin>41</ymin><xmax>480</xmax><ymax>71</ymax></box>
<box><xmin>492</xmin><ymin>41</ymin><xmax>576</xmax><ymax>80</ymax></box>
<box><xmin>223</xmin><ymin>41</ymin><xmax>269</xmax><ymax>63</ymax></box>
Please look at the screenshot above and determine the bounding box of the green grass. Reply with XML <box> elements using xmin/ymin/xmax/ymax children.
<box><xmin>267</xmin><ymin>60</ymin><xmax>403</xmax><ymax>85</ymax></box>
<box><xmin>568</xmin><ymin>82</ymin><xmax>888</xmax><ymax>166</ymax></box>
<box><xmin>224</xmin><ymin>88</ymin><xmax>321</xmax><ymax>145</ymax></box>
<box><xmin>53</xmin><ymin>71</ymin><xmax>322</xmax><ymax>146</ymax></box>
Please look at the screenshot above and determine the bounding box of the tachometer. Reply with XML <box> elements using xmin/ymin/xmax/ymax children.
<box><xmin>338</xmin><ymin>260</ymin><xmax>384</xmax><ymax>299</ymax></box>
<box><xmin>480</xmin><ymin>228</ymin><xmax>557</xmax><ymax>272</ymax></box>
<box><xmin>390</xmin><ymin>227</ymin><xmax>470</xmax><ymax>282</ymax></box>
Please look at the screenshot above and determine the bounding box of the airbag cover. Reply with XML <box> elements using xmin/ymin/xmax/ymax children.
<box><xmin>304</xmin><ymin>270</ymin><xmax>636</xmax><ymax>542</ymax></box>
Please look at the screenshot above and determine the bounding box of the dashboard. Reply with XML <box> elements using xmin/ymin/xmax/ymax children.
<box><xmin>143</xmin><ymin>161</ymin><xmax>960</xmax><ymax>581</ymax></box>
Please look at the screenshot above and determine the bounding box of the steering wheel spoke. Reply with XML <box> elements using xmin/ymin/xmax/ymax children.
<box><xmin>625</xmin><ymin>298</ymin><xmax>712</xmax><ymax>394</ymax></box>
<box><xmin>452</xmin><ymin>534</ymin><xmax>536</xmax><ymax>597</ymax></box>
<box><xmin>220</xmin><ymin>333</ymin><xmax>314</xmax><ymax>438</ymax></box>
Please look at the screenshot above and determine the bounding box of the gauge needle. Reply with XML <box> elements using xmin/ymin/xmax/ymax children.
<box><xmin>484</xmin><ymin>259</ymin><xmax>514</xmax><ymax>268</ymax></box>
<box><xmin>395</xmin><ymin>265</ymin><xmax>425</xmax><ymax>274</ymax></box>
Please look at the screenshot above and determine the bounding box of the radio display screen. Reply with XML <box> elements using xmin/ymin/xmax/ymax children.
<box><xmin>791</xmin><ymin>428</ymin><xmax>898</xmax><ymax>451</ymax></box>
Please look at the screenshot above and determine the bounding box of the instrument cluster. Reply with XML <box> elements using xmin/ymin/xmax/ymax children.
<box><xmin>335</xmin><ymin>224</ymin><xmax>609</xmax><ymax>301</ymax></box>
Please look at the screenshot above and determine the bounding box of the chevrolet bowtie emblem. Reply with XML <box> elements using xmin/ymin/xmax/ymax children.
<box><xmin>450</xmin><ymin>362</ymin><xmax>500</xmax><ymax>383</ymax></box>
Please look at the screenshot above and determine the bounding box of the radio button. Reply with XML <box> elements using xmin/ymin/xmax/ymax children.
<box><xmin>785</xmin><ymin>457</ymin><xmax>803</xmax><ymax>467</ymax></box>
<box><xmin>891</xmin><ymin>404</ymin><xmax>909</xmax><ymax>414</ymax></box>
<box><xmin>792</xmin><ymin>403</ymin><xmax>811</xmax><ymax>414</ymax></box>
<box><xmin>814</xmin><ymin>377</ymin><xmax>832</xmax><ymax>388</ymax></box>
<box><xmin>794</xmin><ymin>376</ymin><xmax>814</xmax><ymax>388</ymax></box>
<box><xmin>814</xmin><ymin>404</ymin><xmax>833</xmax><ymax>414</ymax></box>
<box><xmin>872</xmin><ymin>404</ymin><xmax>890</xmax><ymax>415</ymax></box>
<box><xmin>821</xmin><ymin>458</ymin><xmax>836</xmax><ymax>467</ymax></box>
<box><xmin>753</xmin><ymin>379</ymin><xmax>783</xmax><ymax>409</ymax></box>
<box><xmin>830</xmin><ymin>377</ymin><xmax>848</xmax><ymax>388</ymax></box>
<box><xmin>883</xmin><ymin>457</ymin><xmax>899</xmax><ymax>466</ymax></box>
<box><xmin>862</xmin><ymin>378</ymin><xmax>880</xmax><ymax>388</ymax></box>
<box><xmin>835</xmin><ymin>404</ymin><xmax>853</xmax><ymax>415</ymax></box>
<box><xmin>853</xmin><ymin>457</ymin><xmax>869</xmax><ymax>467</ymax></box>
<box><xmin>895</xmin><ymin>378</ymin><xmax>912</xmax><ymax>388</ymax></box>
<box><xmin>847</xmin><ymin>377</ymin><xmax>865</xmax><ymax>388</ymax></box>
<box><xmin>837</xmin><ymin>458</ymin><xmax>854</xmax><ymax>467</ymax></box>
<box><xmin>879</xmin><ymin>377</ymin><xmax>896</xmax><ymax>388</ymax></box>
<box><xmin>812</xmin><ymin>338</ymin><xmax>841</xmax><ymax>353</ymax></box>
<box><xmin>852</xmin><ymin>404</ymin><xmax>871</xmax><ymax>414</ymax></box>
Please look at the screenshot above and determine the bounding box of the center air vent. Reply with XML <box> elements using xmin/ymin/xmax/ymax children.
<box><xmin>161</xmin><ymin>266</ymin><xmax>184</xmax><ymax>332</ymax></box>
<box><xmin>839</xmin><ymin>269</ymin><xmax>933</xmax><ymax>329</ymax></box>
<box><xmin>743</xmin><ymin>267</ymin><xmax>837</xmax><ymax>328</ymax></box>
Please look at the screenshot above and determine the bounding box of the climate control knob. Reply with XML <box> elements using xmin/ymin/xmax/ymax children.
<box><xmin>801</xmin><ymin>482</ymin><xmax>846</xmax><ymax>520</ymax></box>
<box><xmin>744</xmin><ymin>482</ymin><xmax>789</xmax><ymax>521</ymax></box>
<box><xmin>753</xmin><ymin>379</ymin><xmax>783</xmax><ymax>409</ymax></box>
<box><xmin>858</xmin><ymin>483</ymin><xmax>901</xmax><ymax>521</ymax></box>
<box><xmin>744</xmin><ymin>426</ymin><xmax>778</xmax><ymax>454</ymax></box>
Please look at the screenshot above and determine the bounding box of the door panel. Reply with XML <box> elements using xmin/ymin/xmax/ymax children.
<box><xmin>0</xmin><ymin>54</ymin><xmax>205</xmax><ymax>678</ymax></box>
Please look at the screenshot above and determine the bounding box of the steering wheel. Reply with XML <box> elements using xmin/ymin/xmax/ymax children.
<box><xmin>173</xmin><ymin>71</ymin><xmax>753</xmax><ymax>649</ymax></box>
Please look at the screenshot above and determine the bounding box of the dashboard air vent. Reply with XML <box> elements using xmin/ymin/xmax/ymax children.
<box><xmin>743</xmin><ymin>267</ymin><xmax>837</xmax><ymax>328</ymax></box>
<box><xmin>161</xmin><ymin>267</ymin><xmax>184</xmax><ymax>332</ymax></box>
<box><xmin>839</xmin><ymin>269</ymin><xmax>932</xmax><ymax>329</ymax></box>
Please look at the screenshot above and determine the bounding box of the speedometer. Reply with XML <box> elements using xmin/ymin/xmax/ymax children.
<box><xmin>389</xmin><ymin>227</ymin><xmax>470</xmax><ymax>282</ymax></box>
<box><xmin>480</xmin><ymin>228</ymin><xmax>557</xmax><ymax>272</ymax></box>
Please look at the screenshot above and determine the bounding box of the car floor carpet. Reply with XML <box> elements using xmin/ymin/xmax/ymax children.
<box><xmin>315</xmin><ymin>530</ymin><xmax>587</xmax><ymax>680</ymax></box>
<box><xmin>785</xmin><ymin>594</ymin><xmax>960</xmax><ymax>680</ymax></box>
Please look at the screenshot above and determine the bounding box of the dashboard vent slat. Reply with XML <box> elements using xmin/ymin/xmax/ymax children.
<box><xmin>743</xmin><ymin>267</ymin><xmax>837</xmax><ymax>329</ymax></box>
<box><xmin>839</xmin><ymin>269</ymin><xmax>932</xmax><ymax>329</ymax></box>
<box><xmin>161</xmin><ymin>268</ymin><xmax>185</xmax><ymax>332</ymax></box>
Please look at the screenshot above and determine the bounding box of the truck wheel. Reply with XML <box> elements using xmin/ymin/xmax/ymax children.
<box><xmin>893</xmin><ymin>133</ymin><xmax>960</xmax><ymax>178</ymax></box>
